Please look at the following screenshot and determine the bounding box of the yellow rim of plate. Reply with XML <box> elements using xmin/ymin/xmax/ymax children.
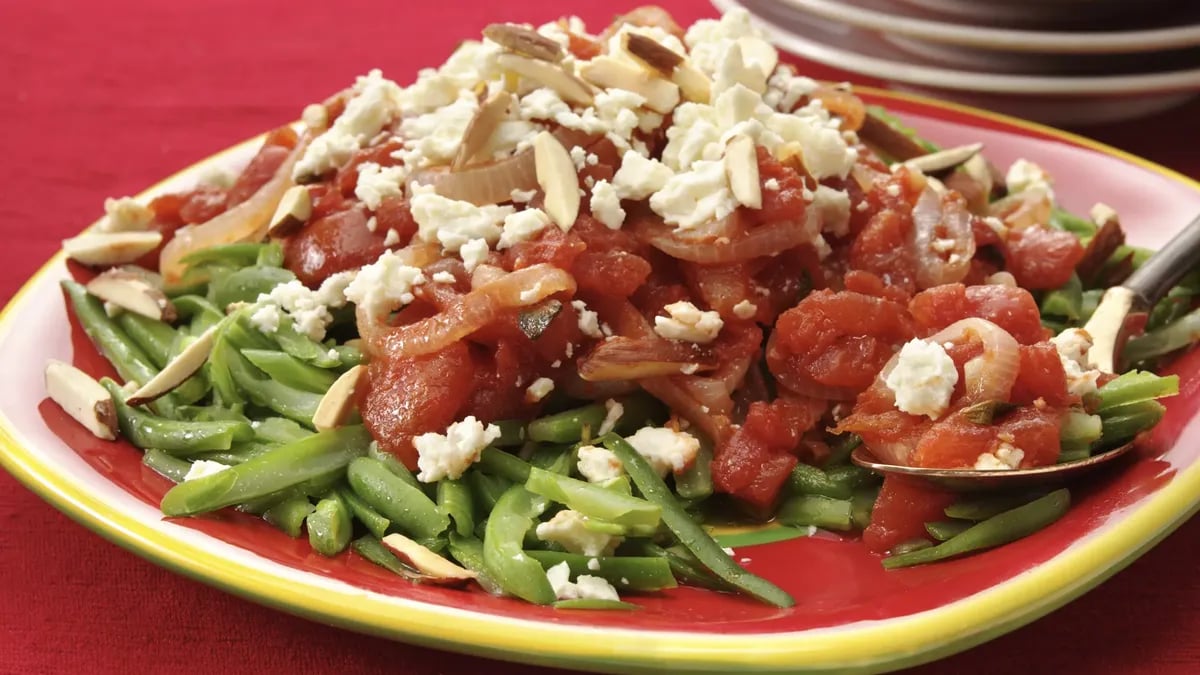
<box><xmin>2</xmin><ymin>87</ymin><xmax>1199</xmax><ymax>674</ymax></box>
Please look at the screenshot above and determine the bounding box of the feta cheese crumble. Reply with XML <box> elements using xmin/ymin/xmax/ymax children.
<box><xmin>572</xmin><ymin>300</ymin><xmax>604</xmax><ymax>339</ymax></box>
<box><xmin>294</xmin><ymin>69</ymin><xmax>403</xmax><ymax>180</ymax></box>
<box><xmin>497</xmin><ymin>208</ymin><xmax>551</xmax><ymax>249</ymax></box>
<box><xmin>343</xmin><ymin>250</ymin><xmax>427</xmax><ymax>316</ymax></box>
<box><xmin>974</xmin><ymin>442</ymin><xmax>1025</xmax><ymax>470</ymax></box>
<box><xmin>732</xmin><ymin>299</ymin><xmax>757</xmax><ymax>320</ymax></box>
<box><xmin>459</xmin><ymin>238</ymin><xmax>491</xmax><ymax>272</ymax></box>
<box><xmin>525</xmin><ymin>377</ymin><xmax>555</xmax><ymax>402</ymax></box>
<box><xmin>653</xmin><ymin>301</ymin><xmax>724</xmax><ymax>344</ymax></box>
<box><xmin>98</xmin><ymin>197</ymin><xmax>154</xmax><ymax>233</ymax></box>
<box><xmin>545</xmin><ymin>561</ymin><xmax>620</xmax><ymax>602</ymax></box>
<box><xmin>354</xmin><ymin>162</ymin><xmax>407</xmax><ymax>210</ymax></box>
<box><xmin>1051</xmin><ymin>328</ymin><xmax>1101</xmax><ymax>398</ymax></box>
<box><xmin>413</xmin><ymin>416</ymin><xmax>502</xmax><ymax>482</ymax></box>
<box><xmin>535</xmin><ymin>510</ymin><xmax>621</xmax><ymax>556</ymax></box>
<box><xmin>649</xmin><ymin>159</ymin><xmax>738</xmax><ymax>231</ymax></box>
<box><xmin>589</xmin><ymin>180</ymin><xmax>626</xmax><ymax>230</ymax></box>
<box><xmin>611</xmin><ymin>151</ymin><xmax>675</xmax><ymax>200</ymax></box>
<box><xmin>576</xmin><ymin>445</ymin><xmax>624</xmax><ymax>483</ymax></box>
<box><xmin>183</xmin><ymin>460</ymin><xmax>230</xmax><ymax>482</ymax></box>
<box><xmin>598</xmin><ymin>398</ymin><xmax>624</xmax><ymax>436</ymax></box>
<box><xmin>1005</xmin><ymin>158</ymin><xmax>1055</xmax><ymax>199</ymax></box>
<box><xmin>410</xmin><ymin>186</ymin><xmax>512</xmax><ymax>252</ymax></box>
<box><xmin>884</xmin><ymin>339</ymin><xmax>959</xmax><ymax>420</ymax></box>
<box><xmin>625</xmin><ymin>426</ymin><xmax>701</xmax><ymax>477</ymax></box>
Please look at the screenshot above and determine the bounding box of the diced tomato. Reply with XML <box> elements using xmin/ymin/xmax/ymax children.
<box><xmin>753</xmin><ymin>246</ymin><xmax>826</xmax><ymax>321</ymax></box>
<box><xmin>261</xmin><ymin>125</ymin><xmax>299</xmax><ymax>150</ymax></box>
<box><xmin>997</xmin><ymin>406</ymin><xmax>1063</xmax><ymax>468</ymax></box>
<box><xmin>357</xmin><ymin>342</ymin><xmax>475</xmax><ymax>469</ymax></box>
<box><xmin>334</xmin><ymin>137</ymin><xmax>407</xmax><ymax>197</ymax></box>
<box><xmin>567</xmin><ymin>31</ymin><xmax>603</xmax><ymax>60</ymax></box>
<box><xmin>178</xmin><ymin>187</ymin><xmax>229</xmax><ymax>224</ymax></box>
<box><xmin>225</xmin><ymin>144</ymin><xmax>290</xmax><ymax>207</ymax></box>
<box><xmin>1003</xmin><ymin>223</ymin><xmax>1085</xmax><ymax>290</ymax></box>
<box><xmin>573</xmin><ymin>249</ymin><xmax>651</xmax><ymax>297</ymax></box>
<box><xmin>374</xmin><ymin>196</ymin><xmax>419</xmax><ymax>247</ymax></box>
<box><xmin>863</xmin><ymin>477</ymin><xmax>957</xmax><ymax>553</ymax></box>
<box><xmin>283</xmin><ymin>208</ymin><xmax>389</xmax><ymax>287</ymax></box>
<box><xmin>308</xmin><ymin>184</ymin><xmax>348</xmax><ymax>220</ymax></box>
<box><xmin>1011</xmin><ymin>343</ymin><xmax>1072</xmax><ymax>406</ymax></box>
<box><xmin>461</xmin><ymin>340</ymin><xmax>541</xmax><ymax>421</ymax></box>
<box><xmin>504</xmin><ymin>228</ymin><xmax>587</xmax><ymax>272</ymax></box>
<box><xmin>849</xmin><ymin>208</ymin><xmax>917</xmax><ymax>294</ymax></box>
<box><xmin>909</xmin><ymin>409</ymin><xmax>997</xmax><ymax>468</ymax></box>
<box><xmin>712</xmin><ymin>408</ymin><xmax>799</xmax><ymax>514</ymax></box>
<box><xmin>908</xmin><ymin>283</ymin><xmax>1048</xmax><ymax>345</ymax></box>
<box><xmin>751</xmin><ymin>148</ymin><xmax>809</xmax><ymax>227</ymax></box>
<box><xmin>843</xmin><ymin>269</ymin><xmax>909</xmax><ymax>304</ymax></box>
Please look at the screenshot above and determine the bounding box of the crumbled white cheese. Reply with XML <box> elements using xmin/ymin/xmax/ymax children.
<box><xmin>459</xmin><ymin>238</ymin><xmax>491</xmax><ymax>272</ymax></box>
<box><xmin>295</xmin><ymin>69</ymin><xmax>403</xmax><ymax>180</ymax></box>
<box><xmin>763</xmin><ymin>178</ymin><xmax>780</xmax><ymax>191</ymax></box>
<box><xmin>526</xmin><ymin>377</ymin><xmax>555</xmax><ymax>402</ymax></box>
<box><xmin>410</xmin><ymin>186</ymin><xmax>512</xmax><ymax>252</ymax></box>
<box><xmin>249</xmin><ymin>304</ymin><xmax>282</xmax><ymax>334</ymax></box>
<box><xmin>394</xmin><ymin>41</ymin><xmax>497</xmax><ymax>117</ymax></box>
<box><xmin>545</xmin><ymin>561</ymin><xmax>620</xmax><ymax>602</ymax></box>
<box><xmin>576</xmin><ymin>445</ymin><xmax>623</xmax><ymax>483</ymax></box>
<box><xmin>653</xmin><ymin>301</ymin><xmax>724</xmax><ymax>344</ymax></box>
<box><xmin>1006</xmin><ymin>158</ymin><xmax>1055</xmax><ymax>200</ymax></box>
<box><xmin>810</xmin><ymin>185</ymin><xmax>852</xmax><ymax>238</ymax></box>
<box><xmin>301</xmin><ymin>103</ymin><xmax>328</xmax><ymax>131</ymax></box>
<box><xmin>413</xmin><ymin>416</ymin><xmax>502</xmax><ymax>482</ymax></box>
<box><xmin>258</xmin><ymin>279</ymin><xmax>347</xmax><ymax>341</ymax></box>
<box><xmin>625</xmin><ymin>426</ymin><xmax>701</xmax><ymax>477</ymax></box>
<box><xmin>97</xmin><ymin>197</ymin><xmax>154</xmax><ymax>233</ymax></box>
<box><xmin>598</xmin><ymin>398</ymin><xmax>624</xmax><ymax>436</ymax></box>
<box><xmin>974</xmin><ymin>442</ymin><xmax>1025</xmax><ymax>470</ymax></box>
<box><xmin>587</xmin><ymin>557</ymin><xmax>602</xmax><ymax>571</ymax></box>
<box><xmin>764</xmin><ymin>67</ymin><xmax>818</xmax><ymax>112</ymax></box>
<box><xmin>431</xmin><ymin>270</ymin><xmax>457</xmax><ymax>284</ymax></box>
<box><xmin>572</xmin><ymin>300</ymin><xmax>604</xmax><ymax>339</ymax></box>
<box><xmin>589</xmin><ymin>180</ymin><xmax>626</xmax><ymax>230</ymax></box>
<box><xmin>884</xmin><ymin>339</ymin><xmax>959</xmax><ymax>419</ymax></box>
<box><xmin>1051</xmin><ymin>328</ymin><xmax>1101</xmax><ymax>398</ymax></box>
<box><xmin>611</xmin><ymin>151</ymin><xmax>675</xmax><ymax>200</ymax></box>
<box><xmin>343</xmin><ymin>250</ymin><xmax>427</xmax><ymax>315</ymax></box>
<box><xmin>354</xmin><ymin>162</ymin><xmax>407</xmax><ymax>210</ymax></box>
<box><xmin>382</xmin><ymin>228</ymin><xmax>400</xmax><ymax>247</ymax></box>
<box><xmin>183</xmin><ymin>460</ymin><xmax>230</xmax><ymax>482</ymax></box>
<box><xmin>536</xmin><ymin>510</ymin><xmax>621</xmax><ymax>557</ymax></box>
<box><xmin>649</xmin><ymin>159</ymin><xmax>738</xmax><ymax>231</ymax></box>
<box><xmin>496</xmin><ymin>208</ymin><xmax>551</xmax><ymax>250</ymax></box>
<box><xmin>732</xmin><ymin>300</ymin><xmax>757</xmax><ymax>320</ymax></box>
<box><xmin>365</xmin><ymin>216</ymin><xmax>378</xmax><ymax>232</ymax></box>
<box><xmin>510</xmin><ymin>187</ymin><xmax>538</xmax><ymax>203</ymax></box>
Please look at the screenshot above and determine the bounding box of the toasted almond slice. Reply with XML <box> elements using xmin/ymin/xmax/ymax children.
<box><xmin>714</xmin><ymin>42</ymin><xmax>766</xmax><ymax>96</ymax></box>
<box><xmin>1090</xmin><ymin>202</ymin><xmax>1120</xmax><ymax>227</ymax></box>
<box><xmin>452</xmin><ymin>90</ymin><xmax>513</xmax><ymax>170</ymax></box>
<box><xmin>904</xmin><ymin>143</ymin><xmax>985</xmax><ymax>176</ymax></box>
<box><xmin>624</xmin><ymin>32</ymin><xmax>683</xmax><ymax>75</ymax></box>
<box><xmin>737</xmin><ymin>37</ymin><xmax>779</xmax><ymax>78</ymax></box>
<box><xmin>86</xmin><ymin>270</ymin><xmax>177</xmax><ymax>322</ymax></box>
<box><xmin>578</xmin><ymin>56</ymin><xmax>680</xmax><ymax>114</ymax></box>
<box><xmin>63</xmin><ymin>231</ymin><xmax>163</xmax><ymax>267</ymax></box>
<box><xmin>533</xmin><ymin>131</ymin><xmax>580</xmax><ymax>230</ymax></box>
<box><xmin>267</xmin><ymin>185</ymin><xmax>312</xmax><ymax>236</ymax></box>
<box><xmin>496</xmin><ymin>53</ymin><xmax>594</xmax><ymax>106</ymax></box>
<box><xmin>725</xmin><ymin>135</ymin><xmax>762</xmax><ymax>210</ymax></box>
<box><xmin>45</xmin><ymin>360</ymin><xmax>118</xmax><ymax>441</ymax></box>
<box><xmin>672</xmin><ymin>62</ymin><xmax>713</xmax><ymax>104</ymax></box>
<box><xmin>483</xmin><ymin>23</ymin><xmax>563</xmax><ymax>63</ymax></box>
<box><xmin>311</xmin><ymin>365</ymin><xmax>365</xmax><ymax>431</ymax></box>
<box><xmin>381</xmin><ymin>533</ymin><xmax>477</xmax><ymax>587</ymax></box>
<box><xmin>126</xmin><ymin>324</ymin><xmax>217</xmax><ymax>406</ymax></box>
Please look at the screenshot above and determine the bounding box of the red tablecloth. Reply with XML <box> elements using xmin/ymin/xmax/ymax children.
<box><xmin>3</xmin><ymin>1</ymin><xmax>1199</xmax><ymax>673</ymax></box>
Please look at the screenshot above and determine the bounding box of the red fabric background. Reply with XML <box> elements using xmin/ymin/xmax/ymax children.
<box><xmin>2</xmin><ymin>1</ymin><xmax>1199</xmax><ymax>673</ymax></box>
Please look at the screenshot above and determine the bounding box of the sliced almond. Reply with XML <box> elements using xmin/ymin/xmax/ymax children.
<box><xmin>126</xmin><ymin>324</ymin><xmax>218</xmax><ymax>406</ymax></box>
<box><xmin>452</xmin><ymin>90</ymin><xmax>513</xmax><ymax>170</ymax></box>
<box><xmin>725</xmin><ymin>135</ymin><xmax>762</xmax><ymax>210</ymax></box>
<box><xmin>381</xmin><ymin>533</ymin><xmax>477</xmax><ymax>587</ymax></box>
<box><xmin>737</xmin><ymin>37</ymin><xmax>779</xmax><ymax>78</ymax></box>
<box><xmin>713</xmin><ymin>41</ymin><xmax>766</xmax><ymax>96</ymax></box>
<box><xmin>904</xmin><ymin>143</ymin><xmax>984</xmax><ymax>177</ymax></box>
<box><xmin>267</xmin><ymin>185</ymin><xmax>312</xmax><ymax>236</ymax></box>
<box><xmin>86</xmin><ymin>269</ymin><xmax>177</xmax><ymax>322</ymax></box>
<box><xmin>483</xmin><ymin>23</ymin><xmax>563</xmax><ymax>63</ymax></box>
<box><xmin>578</xmin><ymin>56</ymin><xmax>680</xmax><ymax>114</ymax></box>
<box><xmin>671</xmin><ymin>62</ymin><xmax>713</xmax><ymax>104</ymax></box>
<box><xmin>496</xmin><ymin>53</ymin><xmax>594</xmax><ymax>106</ymax></box>
<box><xmin>1090</xmin><ymin>202</ymin><xmax>1120</xmax><ymax>227</ymax></box>
<box><xmin>45</xmin><ymin>360</ymin><xmax>118</xmax><ymax>441</ymax></box>
<box><xmin>63</xmin><ymin>231</ymin><xmax>163</xmax><ymax>267</ymax></box>
<box><xmin>624</xmin><ymin>33</ymin><xmax>683</xmax><ymax>75</ymax></box>
<box><xmin>311</xmin><ymin>365</ymin><xmax>365</xmax><ymax>432</ymax></box>
<box><xmin>533</xmin><ymin>131</ymin><xmax>580</xmax><ymax>230</ymax></box>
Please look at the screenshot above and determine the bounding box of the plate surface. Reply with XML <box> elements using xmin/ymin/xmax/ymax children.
<box><xmin>2</xmin><ymin>88</ymin><xmax>1200</xmax><ymax>674</ymax></box>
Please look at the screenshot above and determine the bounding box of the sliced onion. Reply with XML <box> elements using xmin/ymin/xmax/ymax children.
<box><xmin>159</xmin><ymin>136</ymin><xmax>307</xmax><ymax>283</ymax></box>
<box><xmin>640</xmin><ymin>376</ymin><xmax>730</xmax><ymax>442</ymax></box>
<box><xmin>354</xmin><ymin>243</ymin><xmax>444</xmax><ymax>347</ymax></box>
<box><xmin>910</xmin><ymin>185</ymin><xmax>975</xmax><ymax>289</ymax></box>
<box><xmin>764</xmin><ymin>330</ymin><xmax>861</xmax><ymax>401</ymax></box>
<box><xmin>559</xmin><ymin>372</ymin><xmax>639</xmax><ymax>400</ymax></box>
<box><xmin>636</xmin><ymin>210</ymin><xmax>821</xmax><ymax>264</ymax></box>
<box><xmin>579</xmin><ymin>336</ymin><xmax>716</xmax><ymax>381</ymax></box>
<box><xmin>987</xmin><ymin>187</ymin><xmax>1052</xmax><ymax>232</ymax></box>
<box><xmin>889</xmin><ymin>317</ymin><xmax>1020</xmax><ymax>405</ymax></box>
<box><xmin>368</xmin><ymin>263</ymin><xmax>575</xmax><ymax>359</ymax></box>
<box><xmin>810</xmin><ymin>86</ymin><xmax>866</xmax><ymax>132</ymax></box>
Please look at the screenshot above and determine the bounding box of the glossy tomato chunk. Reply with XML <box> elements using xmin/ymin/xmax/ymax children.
<box><xmin>1010</xmin><ymin>343</ymin><xmax>1072</xmax><ymax>406</ymax></box>
<box><xmin>863</xmin><ymin>477</ymin><xmax>956</xmax><ymax>553</ymax></box>
<box><xmin>284</xmin><ymin>208</ymin><xmax>390</xmax><ymax>287</ymax></box>
<box><xmin>1003</xmin><ymin>224</ymin><xmax>1085</xmax><ymax>290</ymax></box>
<box><xmin>908</xmin><ymin>283</ymin><xmax>1048</xmax><ymax>345</ymax></box>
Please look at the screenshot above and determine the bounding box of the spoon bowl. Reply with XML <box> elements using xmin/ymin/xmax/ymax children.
<box><xmin>850</xmin><ymin>442</ymin><xmax>1138</xmax><ymax>492</ymax></box>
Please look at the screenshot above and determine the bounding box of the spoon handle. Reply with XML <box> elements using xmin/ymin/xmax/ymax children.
<box><xmin>1123</xmin><ymin>212</ymin><xmax>1200</xmax><ymax>308</ymax></box>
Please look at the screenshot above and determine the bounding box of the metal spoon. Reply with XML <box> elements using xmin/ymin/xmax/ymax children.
<box><xmin>852</xmin><ymin>212</ymin><xmax>1200</xmax><ymax>491</ymax></box>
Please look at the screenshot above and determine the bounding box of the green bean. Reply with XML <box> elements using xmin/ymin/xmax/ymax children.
<box><xmin>346</xmin><ymin>457</ymin><xmax>448</xmax><ymax>539</ymax></box>
<box><xmin>478</xmin><ymin>447</ymin><xmax>533</xmax><ymax>483</ymax></box>
<box><xmin>256</xmin><ymin>242</ymin><xmax>285</xmax><ymax>268</ymax></box>
<box><xmin>943</xmin><ymin>490</ymin><xmax>1048</xmax><ymax>521</ymax></box>
<box><xmin>467</xmin><ymin>470</ymin><xmax>511</xmax><ymax>515</ymax></box>
<box><xmin>190</xmin><ymin>441</ymin><xmax>276</xmax><ymax>465</ymax></box>
<box><xmin>639</xmin><ymin>543</ymin><xmax>728</xmax><ymax>592</ymax></box>
<box><xmin>160</xmin><ymin>425</ymin><xmax>371</xmax><ymax>517</ymax></box>
<box><xmin>925</xmin><ymin>519</ymin><xmax>971</xmax><ymax>542</ymax></box>
<box><xmin>674</xmin><ymin>435</ymin><xmax>713</xmax><ymax>500</ymax></box>
<box><xmin>181</xmin><ymin>242</ymin><xmax>271</xmax><ymax>270</ymax></box>
<box><xmin>438</xmin><ymin>479</ymin><xmax>475</xmax><ymax>537</ymax></box>
<box><xmin>114</xmin><ymin>312</ymin><xmax>177</xmax><ymax>368</ymax></box>
<box><xmin>273</xmin><ymin>321</ymin><xmax>340</xmax><ymax>367</ymax></box>
<box><xmin>851</xmin><ymin>485</ymin><xmax>880</xmax><ymax>530</ymax></box>
<box><xmin>490</xmin><ymin>420</ymin><xmax>526</xmax><ymax>447</ymax></box>
<box><xmin>253</xmin><ymin>417</ymin><xmax>313</xmax><ymax>444</ymax></box>
<box><xmin>1099</xmin><ymin>400</ymin><xmax>1166</xmax><ymax>446</ymax></box>
<box><xmin>101</xmin><ymin>379</ymin><xmax>252</xmax><ymax>452</ymax></box>
<box><xmin>890</xmin><ymin>538</ymin><xmax>934</xmax><ymax>556</ymax></box>
<box><xmin>482</xmin><ymin>486</ymin><xmax>556</xmax><ymax>604</ymax></box>
<box><xmin>332</xmin><ymin>487</ymin><xmax>388</xmax><ymax>539</ymax></box>
<box><xmin>307</xmin><ymin>494</ymin><xmax>353</xmax><ymax>556</ymax></box>
<box><xmin>211</xmin><ymin>266</ymin><xmax>296</xmax><ymax>309</ymax></box>
<box><xmin>1060</xmin><ymin>411</ymin><xmax>1103</xmax><ymax>455</ymax></box>
<box><xmin>1057</xmin><ymin>448</ymin><xmax>1092</xmax><ymax>464</ymax></box>
<box><xmin>1126</xmin><ymin>307</ymin><xmax>1200</xmax><ymax>365</ymax></box>
<box><xmin>367</xmin><ymin>443</ymin><xmax>422</xmax><ymax>489</ymax></box>
<box><xmin>220</xmin><ymin>341</ymin><xmax>323</xmax><ymax>425</ymax></box>
<box><xmin>223</xmin><ymin>314</ymin><xmax>282</xmax><ymax>351</ymax></box>
<box><xmin>332</xmin><ymin>344</ymin><xmax>362</xmax><ymax>368</ymax></box>
<box><xmin>171</xmin><ymin>295</ymin><xmax>224</xmax><ymax>334</ymax></box>
<box><xmin>235</xmin><ymin>468</ymin><xmax>344</xmax><ymax>515</ymax></box>
<box><xmin>525</xmin><ymin>551</ymin><xmax>677</xmax><ymax>591</ymax></box>
<box><xmin>1096</xmin><ymin>370</ymin><xmax>1180</xmax><ymax>412</ymax></box>
<box><xmin>787</xmin><ymin>463</ymin><xmax>852</xmax><ymax>499</ymax></box>
<box><xmin>823</xmin><ymin>433</ymin><xmax>862</xmax><ymax>467</ymax></box>
<box><xmin>264</xmin><ymin>495</ymin><xmax>314</xmax><ymax>537</ymax></box>
<box><xmin>712</xmin><ymin>525</ymin><xmax>813</xmax><ymax>548</ymax></box>
<box><xmin>241</xmin><ymin>349</ymin><xmax>338</xmax><ymax>394</ymax></box>
<box><xmin>527</xmin><ymin>403</ymin><xmax>606</xmax><ymax>443</ymax></box>
<box><xmin>1050</xmin><ymin>208</ymin><xmax>1097</xmax><ymax>237</ymax></box>
<box><xmin>777</xmin><ymin>494</ymin><xmax>853</xmax><ymax>531</ymax></box>
<box><xmin>352</xmin><ymin>535</ymin><xmax>413</xmax><ymax>576</ymax></box>
<box><xmin>525</xmin><ymin>467</ymin><xmax>661</xmax><ymax>529</ymax></box>
<box><xmin>528</xmin><ymin>444</ymin><xmax>575</xmax><ymax>475</ymax></box>
<box><xmin>884</xmin><ymin>489</ymin><xmax>1070</xmax><ymax>569</ymax></box>
<box><xmin>1040</xmin><ymin>274</ymin><xmax>1083</xmax><ymax>321</ymax></box>
<box><xmin>553</xmin><ymin>599</ymin><xmax>640</xmax><ymax>611</ymax></box>
<box><xmin>601</xmin><ymin>435</ymin><xmax>794</xmax><ymax>608</ymax></box>
<box><xmin>446</xmin><ymin>533</ymin><xmax>504</xmax><ymax>595</ymax></box>
<box><xmin>142</xmin><ymin>449</ymin><xmax>191</xmax><ymax>483</ymax></box>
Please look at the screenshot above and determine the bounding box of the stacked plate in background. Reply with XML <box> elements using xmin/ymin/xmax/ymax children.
<box><xmin>713</xmin><ymin>0</ymin><xmax>1200</xmax><ymax>125</ymax></box>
